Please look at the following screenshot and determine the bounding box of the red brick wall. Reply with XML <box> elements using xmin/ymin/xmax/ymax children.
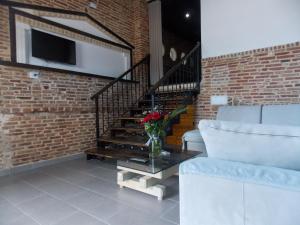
<box><xmin>132</xmin><ymin>0</ymin><xmax>150</xmax><ymax>62</ymax></box>
<box><xmin>196</xmin><ymin>42</ymin><xmax>300</xmax><ymax>123</ymax></box>
<box><xmin>0</xmin><ymin>1</ymin><xmax>149</xmax><ymax>169</ymax></box>
<box><xmin>0</xmin><ymin>6</ymin><xmax>10</xmax><ymax>61</ymax></box>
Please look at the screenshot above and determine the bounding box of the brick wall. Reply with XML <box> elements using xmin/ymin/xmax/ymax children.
<box><xmin>0</xmin><ymin>1</ymin><xmax>149</xmax><ymax>169</ymax></box>
<box><xmin>0</xmin><ymin>6</ymin><xmax>10</xmax><ymax>61</ymax></box>
<box><xmin>196</xmin><ymin>42</ymin><xmax>300</xmax><ymax>123</ymax></box>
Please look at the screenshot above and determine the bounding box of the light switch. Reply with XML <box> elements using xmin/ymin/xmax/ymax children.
<box><xmin>210</xmin><ymin>96</ymin><xmax>228</xmax><ymax>105</ymax></box>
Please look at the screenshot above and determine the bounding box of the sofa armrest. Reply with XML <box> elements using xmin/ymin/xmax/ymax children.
<box><xmin>180</xmin><ymin>157</ymin><xmax>300</xmax><ymax>191</ymax></box>
<box><xmin>182</xmin><ymin>129</ymin><xmax>206</xmax><ymax>153</ymax></box>
<box><xmin>179</xmin><ymin>158</ymin><xmax>300</xmax><ymax>225</ymax></box>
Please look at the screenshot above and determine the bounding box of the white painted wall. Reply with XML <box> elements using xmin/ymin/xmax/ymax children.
<box><xmin>201</xmin><ymin>0</ymin><xmax>300</xmax><ymax>58</ymax></box>
<box><xmin>44</xmin><ymin>17</ymin><xmax>122</xmax><ymax>45</ymax></box>
<box><xmin>16</xmin><ymin>21</ymin><xmax>130</xmax><ymax>77</ymax></box>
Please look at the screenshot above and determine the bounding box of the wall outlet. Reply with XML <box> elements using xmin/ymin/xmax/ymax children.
<box><xmin>28</xmin><ymin>71</ymin><xmax>40</xmax><ymax>79</ymax></box>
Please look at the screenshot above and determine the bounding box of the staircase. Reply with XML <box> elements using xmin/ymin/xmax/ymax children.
<box><xmin>86</xmin><ymin>42</ymin><xmax>201</xmax><ymax>160</ymax></box>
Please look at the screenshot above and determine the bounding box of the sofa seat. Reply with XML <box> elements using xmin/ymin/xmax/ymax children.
<box><xmin>180</xmin><ymin>157</ymin><xmax>300</xmax><ymax>225</ymax></box>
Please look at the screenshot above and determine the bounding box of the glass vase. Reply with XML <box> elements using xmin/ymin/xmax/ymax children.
<box><xmin>149</xmin><ymin>136</ymin><xmax>162</xmax><ymax>159</ymax></box>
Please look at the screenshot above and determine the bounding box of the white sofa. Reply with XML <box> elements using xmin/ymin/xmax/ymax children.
<box><xmin>182</xmin><ymin>104</ymin><xmax>300</xmax><ymax>152</ymax></box>
<box><xmin>182</xmin><ymin>105</ymin><xmax>262</xmax><ymax>154</ymax></box>
<box><xmin>180</xmin><ymin>104</ymin><xmax>300</xmax><ymax>225</ymax></box>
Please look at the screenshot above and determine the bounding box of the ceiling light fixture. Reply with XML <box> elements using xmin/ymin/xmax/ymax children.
<box><xmin>185</xmin><ymin>12</ymin><xmax>190</xmax><ymax>19</ymax></box>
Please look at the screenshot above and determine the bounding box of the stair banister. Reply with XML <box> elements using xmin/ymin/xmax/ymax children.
<box><xmin>91</xmin><ymin>55</ymin><xmax>150</xmax><ymax>145</ymax></box>
<box><xmin>148</xmin><ymin>42</ymin><xmax>201</xmax><ymax>110</ymax></box>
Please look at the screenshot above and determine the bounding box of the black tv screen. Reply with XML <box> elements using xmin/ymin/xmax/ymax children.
<box><xmin>31</xmin><ymin>29</ymin><xmax>76</xmax><ymax>65</ymax></box>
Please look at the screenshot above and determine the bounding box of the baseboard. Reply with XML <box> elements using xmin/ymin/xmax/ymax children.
<box><xmin>0</xmin><ymin>153</ymin><xmax>85</xmax><ymax>177</ymax></box>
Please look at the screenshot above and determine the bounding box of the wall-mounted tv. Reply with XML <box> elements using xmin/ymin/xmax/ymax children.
<box><xmin>31</xmin><ymin>29</ymin><xmax>76</xmax><ymax>65</ymax></box>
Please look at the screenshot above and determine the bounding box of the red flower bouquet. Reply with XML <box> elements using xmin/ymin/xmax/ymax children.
<box><xmin>141</xmin><ymin>106</ymin><xmax>186</xmax><ymax>158</ymax></box>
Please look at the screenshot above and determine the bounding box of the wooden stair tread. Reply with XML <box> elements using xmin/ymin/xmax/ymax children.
<box><xmin>173</xmin><ymin>124</ymin><xmax>194</xmax><ymax>129</ymax></box>
<box><xmin>118</xmin><ymin>117</ymin><xmax>144</xmax><ymax>120</ymax></box>
<box><xmin>130</xmin><ymin>107</ymin><xmax>177</xmax><ymax>111</ymax></box>
<box><xmin>140</xmin><ymin>98</ymin><xmax>187</xmax><ymax>102</ymax></box>
<box><xmin>111</xmin><ymin>127</ymin><xmax>144</xmax><ymax>132</ymax></box>
<box><xmin>180</xmin><ymin>114</ymin><xmax>195</xmax><ymax>119</ymax></box>
<box><xmin>155</xmin><ymin>89</ymin><xmax>199</xmax><ymax>94</ymax></box>
<box><xmin>100</xmin><ymin>137</ymin><xmax>147</xmax><ymax>147</ymax></box>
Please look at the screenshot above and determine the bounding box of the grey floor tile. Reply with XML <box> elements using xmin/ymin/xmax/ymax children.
<box><xmin>29</xmin><ymin>200</ymin><xmax>77</xmax><ymax>225</ymax></box>
<box><xmin>34</xmin><ymin>163</ymin><xmax>94</xmax><ymax>186</ymax></box>
<box><xmin>0</xmin><ymin>204</ymin><xmax>25</xmax><ymax>225</ymax></box>
<box><xmin>113</xmin><ymin>188</ymin><xmax>176</xmax><ymax>216</ymax></box>
<box><xmin>161</xmin><ymin>204</ymin><xmax>180</xmax><ymax>224</ymax></box>
<box><xmin>52</xmin><ymin>169</ymin><xmax>96</xmax><ymax>185</ymax></box>
<box><xmin>151</xmin><ymin>218</ymin><xmax>178</xmax><ymax>225</ymax></box>
<box><xmin>79</xmin><ymin>177</ymin><xmax>120</xmax><ymax>197</ymax></box>
<box><xmin>0</xmin><ymin>175</ymin><xmax>23</xmax><ymax>188</ymax></box>
<box><xmin>39</xmin><ymin>165</ymin><xmax>72</xmax><ymax>177</ymax></box>
<box><xmin>91</xmin><ymin>159</ymin><xmax>117</xmax><ymax>170</ymax></box>
<box><xmin>87</xmin><ymin>197</ymin><xmax>128</xmax><ymax>221</ymax></box>
<box><xmin>0</xmin><ymin>181</ymin><xmax>43</xmax><ymax>204</ymax></box>
<box><xmin>5</xmin><ymin>214</ymin><xmax>40</xmax><ymax>225</ymax></box>
<box><xmin>0</xmin><ymin>158</ymin><xmax>180</xmax><ymax>225</ymax></box>
<box><xmin>61</xmin><ymin>159</ymin><xmax>103</xmax><ymax>172</ymax></box>
<box><xmin>38</xmin><ymin>179</ymin><xmax>84</xmax><ymax>200</ymax></box>
<box><xmin>66</xmin><ymin>191</ymin><xmax>106</xmax><ymax>211</ymax></box>
<box><xmin>17</xmin><ymin>194</ymin><xmax>60</xmax><ymax>215</ymax></box>
<box><xmin>85</xmin><ymin>167</ymin><xmax>117</xmax><ymax>183</ymax></box>
<box><xmin>20</xmin><ymin>171</ymin><xmax>60</xmax><ymax>187</ymax></box>
<box><xmin>165</xmin><ymin>184</ymin><xmax>179</xmax><ymax>202</ymax></box>
<box><xmin>107</xmin><ymin>207</ymin><xmax>154</xmax><ymax>225</ymax></box>
<box><xmin>66</xmin><ymin>190</ymin><xmax>127</xmax><ymax>221</ymax></box>
<box><xmin>0</xmin><ymin>196</ymin><xmax>9</xmax><ymax>207</ymax></box>
<box><xmin>53</xmin><ymin>212</ymin><xmax>107</xmax><ymax>225</ymax></box>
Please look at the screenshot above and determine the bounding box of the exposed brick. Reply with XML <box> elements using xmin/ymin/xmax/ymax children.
<box><xmin>196</xmin><ymin>42</ymin><xmax>300</xmax><ymax>123</ymax></box>
<box><xmin>0</xmin><ymin>0</ymin><xmax>149</xmax><ymax>169</ymax></box>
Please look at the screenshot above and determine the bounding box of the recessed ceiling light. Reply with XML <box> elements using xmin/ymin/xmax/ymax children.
<box><xmin>185</xmin><ymin>12</ymin><xmax>190</xmax><ymax>19</ymax></box>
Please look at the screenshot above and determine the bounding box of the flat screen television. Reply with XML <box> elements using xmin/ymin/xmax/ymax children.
<box><xmin>31</xmin><ymin>29</ymin><xmax>76</xmax><ymax>65</ymax></box>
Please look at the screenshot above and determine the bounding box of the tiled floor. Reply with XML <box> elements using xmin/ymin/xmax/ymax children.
<box><xmin>0</xmin><ymin>158</ymin><xmax>180</xmax><ymax>225</ymax></box>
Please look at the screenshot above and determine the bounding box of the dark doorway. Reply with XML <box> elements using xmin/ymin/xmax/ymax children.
<box><xmin>161</xmin><ymin>0</ymin><xmax>200</xmax><ymax>76</ymax></box>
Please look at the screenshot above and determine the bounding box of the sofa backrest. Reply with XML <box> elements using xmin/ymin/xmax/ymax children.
<box><xmin>262</xmin><ymin>104</ymin><xmax>300</xmax><ymax>126</ymax></box>
<box><xmin>217</xmin><ymin>105</ymin><xmax>262</xmax><ymax>124</ymax></box>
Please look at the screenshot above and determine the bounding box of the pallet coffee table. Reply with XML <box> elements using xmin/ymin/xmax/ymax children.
<box><xmin>117</xmin><ymin>151</ymin><xmax>199</xmax><ymax>200</ymax></box>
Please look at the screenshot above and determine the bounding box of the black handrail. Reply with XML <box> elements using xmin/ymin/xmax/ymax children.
<box><xmin>91</xmin><ymin>42</ymin><xmax>201</xmax><ymax>148</ymax></box>
<box><xmin>92</xmin><ymin>54</ymin><xmax>151</xmax><ymax>142</ymax></box>
<box><xmin>147</xmin><ymin>42</ymin><xmax>201</xmax><ymax>110</ymax></box>
<box><xmin>91</xmin><ymin>55</ymin><xmax>150</xmax><ymax>99</ymax></box>
<box><xmin>148</xmin><ymin>42</ymin><xmax>200</xmax><ymax>94</ymax></box>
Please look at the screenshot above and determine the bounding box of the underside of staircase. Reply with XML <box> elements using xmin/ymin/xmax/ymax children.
<box><xmin>86</xmin><ymin>43</ymin><xmax>201</xmax><ymax>160</ymax></box>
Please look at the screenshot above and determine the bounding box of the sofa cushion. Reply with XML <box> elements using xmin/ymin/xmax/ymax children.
<box><xmin>199</xmin><ymin>120</ymin><xmax>300</xmax><ymax>170</ymax></box>
<box><xmin>217</xmin><ymin>105</ymin><xmax>262</xmax><ymax>123</ymax></box>
<box><xmin>262</xmin><ymin>104</ymin><xmax>300</xmax><ymax>126</ymax></box>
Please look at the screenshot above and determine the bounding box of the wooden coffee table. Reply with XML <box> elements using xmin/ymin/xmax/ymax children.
<box><xmin>117</xmin><ymin>151</ymin><xmax>199</xmax><ymax>200</ymax></box>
